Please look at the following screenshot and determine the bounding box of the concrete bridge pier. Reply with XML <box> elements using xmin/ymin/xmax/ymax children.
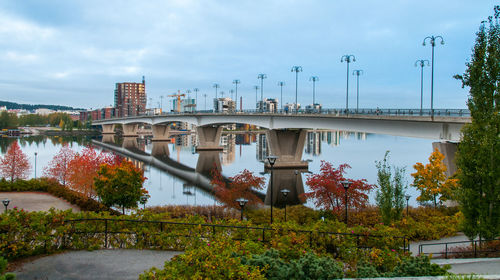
<box><xmin>196</xmin><ymin>151</ymin><xmax>222</xmax><ymax>176</ymax></box>
<box><xmin>265</xmin><ymin>129</ymin><xmax>308</xmax><ymax>169</ymax></box>
<box><xmin>123</xmin><ymin>124</ymin><xmax>139</xmax><ymax>137</ymax></box>
<box><xmin>196</xmin><ymin>126</ymin><xmax>223</xmax><ymax>151</ymax></box>
<box><xmin>432</xmin><ymin>141</ymin><xmax>458</xmax><ymax>178</ymax></box>
<box><xmin>152</xmin><ymin>124</ymin><xmax>171</xmax><ymax>142</ymax></box>
<box><xmin>102</xmin><ymin>124</ymin><xmax>116</xmax><ymax>134</ymax></box>
<box><xmin>151</xmin><ymin>141</ymin><xmax>170</xmax><ymax>157</ymax></box>
<box><xmin>264</xmin><ymin>168</ymin><xmax>307</xmax><ymax>208</ymax></box>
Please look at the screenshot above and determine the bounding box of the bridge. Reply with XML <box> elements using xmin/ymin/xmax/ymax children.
<box><xmin>93</xmin><ymin>109</ymin><xmax>470</xmax><ymax>174</ymax></box>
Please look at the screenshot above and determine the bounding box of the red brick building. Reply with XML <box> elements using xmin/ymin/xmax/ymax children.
<box><xmin>114</xmin><ymin>76</ymin><xmax>147</xmax><ymax>117</ymax></box>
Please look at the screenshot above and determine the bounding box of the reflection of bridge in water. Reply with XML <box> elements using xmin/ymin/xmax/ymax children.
<box><xmin>94</xmin><ymin>136</ymin><xmax>310</xmax><ymax>207</ymax></box>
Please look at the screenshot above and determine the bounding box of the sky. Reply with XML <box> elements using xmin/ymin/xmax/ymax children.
<box><xmin>0</xmin><ymin>0</ymin><xmax>497</xmax><ymax>110</ymax></box>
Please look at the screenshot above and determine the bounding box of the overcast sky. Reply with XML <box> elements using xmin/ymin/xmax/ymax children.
<box><xmin>0</xmin><ymin>0</ymin><xmax>496</xmax><ymax>110</ymax></box>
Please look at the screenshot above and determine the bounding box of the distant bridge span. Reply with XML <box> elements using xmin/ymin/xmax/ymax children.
<box><xmin>93</xmin><ymin>112</ymin><xmax>470</xmax><ymax>141</ymax></box>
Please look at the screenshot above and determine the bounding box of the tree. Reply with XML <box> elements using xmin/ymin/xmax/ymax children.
<box><xmin>375</xmin><ymin>151</ymin><xmax>406</xmax><ymax>225</ymax></box>
<box><xmin>0</xmin><ymin>141</ymin><xmax>31</xmax><ymax>181</ymax></box>
<box><xmin>210</xmin><ymin>168</ymin><xmax>265</xmax><ymax>209</ymax></box>
<box><xmin>454</xmin><ymin>6</ymin><xmax>500</xmax><ymax>240</ymax></box>
<box><xmin>66</xmin><ymin>146</ymin><xmax>117</xmax><ymax>198</ymax></box>
<box><xmin>94</xmin><ymin>160</ymin><xmax>147</xmax><ymax>214</ymax></box>
<box><xmin>411</xmin><ymin>149</ymin><xmax>458</xmax><ymax>208</ymax></box>
<box><xmin>44</xmin><ymin>144</ymin><xmax>75</xmax><ymax>186</ymax></box>
<box><xmin>303</xmin><ymin>161</ymin><xmax>374</xmax><ymax>213</ymax></box>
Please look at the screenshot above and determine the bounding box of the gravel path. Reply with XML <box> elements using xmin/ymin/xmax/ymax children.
<box><xmin>0</xmin><ymin>192</ymin><xmax>80</xmax><ymax>212</ymax></box>
<box><xmin>13</xmin><ymin>249</ymin><xmax>182</xmax><ymax>280</ymax></box>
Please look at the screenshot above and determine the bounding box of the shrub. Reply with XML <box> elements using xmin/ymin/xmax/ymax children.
<box><xmin>387</xmin><ymin>255</ymin><xmax>449</xmax><ymax>277</ymax></box>
<box><xmin>0</xmin><ymin>257</ymin><xmax>16</xmax><ymax>280</ymax></box>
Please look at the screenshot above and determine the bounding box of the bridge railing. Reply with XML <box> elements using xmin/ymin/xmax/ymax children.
<box><xmin>129</xmin><ymin>108</ymin><xmax>471</xmax><ymax>118</ymax></box>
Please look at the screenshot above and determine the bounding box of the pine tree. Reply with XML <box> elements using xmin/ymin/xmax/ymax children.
<box><xmin>454</xmin><ymin>6</ymin><xmax>500</xmax><ymax>240</ymax></box>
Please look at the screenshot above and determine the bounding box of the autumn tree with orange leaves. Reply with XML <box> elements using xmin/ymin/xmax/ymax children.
<box><xmin>44</xmin><ymin>144</ymin><xmax>75</xmax><ymax>186</ymax></box>
<box><xmin>66</xmin><ymin>146</ymin><xmax>118</xmax><ymax>198</ymax></box>
<box><xmin>303</xmin><ymin>161</ymin><xmax>374</xmax><ymax>214</ymax></box>
<box><xmin>0</xmin><ymin>141</ymin><xmax>31</xmax><ymax>181</ymax></box>
<box><xmin>211</xmin><ymin>168</ymin><xmax>265</xmax><ymax>209</ymax></box>
<box><xmin>411</xmin><ymin>149</ymin><xmax>458</xmax><ymax>208</ymax></box>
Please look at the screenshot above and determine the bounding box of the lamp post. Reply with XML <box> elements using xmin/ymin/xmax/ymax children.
<box><xmin>341</xmin><ymin>55</ymin><xmax>356</xmax><ymax>114</ymax></box>
<box><xmin>34</xmin><ymin>152</ymin><xmax>38</xmax><ymax>179</ymax></box>
<box><xmin>277</xmin><ymin>81</ymin><xmax>285</xmax><ymax>111</ymax></box>
<box><xmin>253</xmin><ymin>86</ymin><xmax>259</xmax><ymax>109</ymax></box>
<box><xmin>257</xmin><ymin>74</ymin><xmax>267</xmax><ymax>111</ymax></box>
<box><xmin>414</xmin><ymin>60</ymin><xmax>430</xmax><ymax>114</ymax></box>
<box><xmin>422</xmin><ymin>35</ymin><xmax>444</xmax><ymax>118</ymax></box>
<box><xmin>2</xmin><ymin>198</ymin><xmax>10</xmax><ymax>213</ymax></box>
<box><xmin>309</xmin><ymin>76</ymin><xmax>319</xmax><ymax>106</ymax></box>
<box><xmin>405</xmin><ymin>195</ymin><xmax>411</xmax><ymax>217</ymax></box>
<box><xmin>340</xmin><ymin>180</ymin><xmax>352</xmax><ymax>225</ymax></box>
<box><xmin>352</xmin><ymin>70</ymin><xmax>363</xmax><ymax>112</ymax></box>
<box><xmin>233</xmin><ymin>79</ymin><xmax>240</xmax><ymax>111</ymax></box>
<box><xmin>140</xmin><ymin>195</ymin><xmax>148</xmax><ymax>210</ymax></box>
<box><xmin>186</xmin><ymin>89</ymin><xmax>191</xmax><ymax>99</ymax></box>
<box><xmin>291</xmin><ymin>66</ymin><xmax>303</xmax><ymax>113</ymax></box>
<box><xmin>229</xmin><ymin>89</ymin><xmax>234</xmax><ymax>100</ymax></box>
<box><xmin>203</xmin><ymin>94</ymin><xmax>207</xmax><ymax>110</ymax></box>
<box><xmin>160</xmin><ymin>95</ymin><xmax>164</xmax><ymax>113</ymax></box>
<box><xmin>266</xmin><ymin>155</ymin><xmax>279</xmax><ymax>224</ymax></box>
<box><xmin>236</xmin><ymin>198</ymin><xmax>248</xmax><ymax>221</ymax></box>
<box><xmin>193</xmin><ymin>88</ymin><xmax>199</xmax><ymax>111</ymax></box>
<box><xmin>280</xmin><ymin>189</ymin><xmax>291</xmax><ymax>222</ymax></box>
<box><xmin>213</xmin><ymin>83</ymin><xmax>220</xmax><ymax>99</ymax></box>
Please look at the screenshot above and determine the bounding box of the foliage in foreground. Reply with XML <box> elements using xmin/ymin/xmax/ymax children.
<box><xmin>0</xmin><ymin>257</ymin><xmax>15</xmax><ymax>280</ymax></box>
<box><xmin>455</xmin><ymin>6</ymin><xmax>500</xmax><ymax>240</ymax></box>
<box><xmin>0</xmin><ymin>142</ymin><xmax>31</xmax><ymax>182</ymax></box>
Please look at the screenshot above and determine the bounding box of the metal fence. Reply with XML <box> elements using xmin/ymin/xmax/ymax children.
<box><xmin>418</xmin><ymin>238</ymin><xmax>500</xmax><ymax>259</ymax></box>
<box><xmin>63</xmin><ymin>218</ymin><xmax>410</xmax><ymax>255</ymax></box>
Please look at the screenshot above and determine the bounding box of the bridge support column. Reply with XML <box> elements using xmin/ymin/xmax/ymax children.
<box><xmin>152</xmin><ymin>124</ymin><xmax>171</xmax><ymax>142</ymax></box>
<box><xmin>102</xmin><ymin>134</ymin><xmax>116</xmax><ymax>144</ymax></box>
<box><xmin>264</xmin><ymin>168</ymin><xmax>306</xmax><ymax>208</ymax></box>
<box><xmin>102</xmin><ymin>124</ymin><xmax>115</xmax><ymax>134</ymax></box>
<box><xmin>196</xmin><ymin>151</ymin><xmax>222</xmax><ymax>176</ymax></box>
<box><xmin>122</xmin><ymin>137</ymin><xmax>139</xmax><ymax>150</ymax></box>
<box><xmin>432</xmin><ymin>142</ymin><xmax>458</xmax><ymax>178</ymax></box>
<box><xmin>196</xmin><ymin>126</ymin><xmax>223</xmax><ymax>151</ymax></box>
<box><xmin>152</xmin><ymin>141</ymin><xmax>170</xmax><ymax>157</ymax></box>
<box><xmin>265</xmin><ymin>129</ymin><xmax>308</xmax><ymax>169</ymax></box>
<box><xmin>122</xmin><ymin>124</ymin><xmax>139</xmax><ymax>137</ymax></box>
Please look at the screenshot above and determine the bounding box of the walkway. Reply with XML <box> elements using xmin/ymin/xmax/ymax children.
<box><xmin>13</xmin><ymin>249</ymin><xmax>182</xmax><ymax>280</ymax></box>
<box><xmin>0</xmin><ymin>192</ymin><xmax>80</xmax><ymax>212</ymax></box>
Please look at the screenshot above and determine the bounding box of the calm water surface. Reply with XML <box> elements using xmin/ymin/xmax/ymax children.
<box><xmin>0</xmin><ymin>131</ymin><xmax>435</xmax><ymax>208</ymax></box>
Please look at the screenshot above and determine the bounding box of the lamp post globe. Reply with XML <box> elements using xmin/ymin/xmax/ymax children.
<box><xmin>2</xmin><ymin>198</ymin><xmax>10</xmax><ymax>213</ymax></box>
<box><xmin>140</xmin><ymin>195</ymin><xmax>148</xmax><ymax>209</ymax></box>
<box><xmin>340</xmin><ymin>180</ymin><xmax>352</xmax><ymax>225</ymax></box>
<box><xmin>235</xmin><ymin>197</ymin><xmax>248</xmax><ymax>221</ymax></box>
<box><xmin>280</xmin><ymin>189</ymin><xmax>291</xmax><ymax>222</ymax></box>
<box><xmin>405</xmin><ymin>195</ymin><xmax>411</xmax><ymax>217</ymax></box>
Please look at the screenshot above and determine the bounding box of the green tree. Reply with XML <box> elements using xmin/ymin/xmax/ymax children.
<box><xmin>94</xmin><ymin>160</ymin><xmax>147</xmax><ymax>214</ymax></box>
<box><xmin>0</xmin><ymin>111</ymin><xmax>18</xmax><ymax>129</ymax></box>
<box><xmin>375</xmin><ymin>151</ymin><xmax>406</xmax><ymax>224</ymax></box>
<box><xmin>454</xmin><ymin>6</ymin><xmax>500</xmax><ymax>240</ymax></box>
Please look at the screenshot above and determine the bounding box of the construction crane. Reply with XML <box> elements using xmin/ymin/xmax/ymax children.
<box><xmin>168</xmin><ymin>90</ymin><xmax>186</xmax><ymax>112</ymax></box>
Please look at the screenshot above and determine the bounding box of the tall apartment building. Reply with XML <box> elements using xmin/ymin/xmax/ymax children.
<box><xmin>114</xmin><ymin>76</ymin><xmax>147</xmax><ymax>117</ymax></box>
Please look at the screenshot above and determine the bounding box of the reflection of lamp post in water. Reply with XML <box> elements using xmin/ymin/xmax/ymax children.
<box><xmin>2</xmin><ymin>199</ymin><xmax>10</xmax><ymax>213</ymax></box>
<box><xmin>266</xmin><ymin>155</ymin><xmax>278</xmax><ymax>224</ymax></box>
<box><xmin>340</xmin><ymin>180</ymin><xmax>352</xmax><ymax>225</ymax></box>
<box><xmin>235</xmin><ymin>198</ymin><xmax>248</xmax><ymax>221</ymax></box>
<box><xmin>280</xmin><ymin>189</ymin><xmax>291</xmax><ymax>222</ymax></box>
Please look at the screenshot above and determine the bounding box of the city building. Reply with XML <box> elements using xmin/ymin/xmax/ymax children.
<box><xmin>284</xmin><ymin>103</ymin><xmax>300</xmax><ymax>113</ymax></box>
<box><xmin>173</xmin><ymin>98</ymin><xmax>196</xmax><ymax>113</ymax></box>
<box><xmin>214</xmin><ymin>97</ymin><xmax>235</xmax><ymax>113</ymax></box>
<box><xmin>305</xmin><ymin>103</ymin><xmax>322</xmax><ymax>112</ymax></box>
<box><xmin>35</xmin><ymin>108</ymin><xmax>55</xmax><ymax>115</ymax></box>
<box><xmin>101</xmin><ymin>107</ymin><xmax>115</xmax><ymax>119</ymax></box>
<box><xmin>114</xmin><ymin>76</ymin><xmax>147</xmax><ymax>117</ymax></box>
<box><xmin>256</xmin><ymin>98</ymin><xmax>278</xmax><ymax>113</ymax></box>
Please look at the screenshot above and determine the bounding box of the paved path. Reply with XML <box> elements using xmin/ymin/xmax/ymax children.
<box><xmin>433</xmin><ymin>258</ymin><xmax>500</xmax><ymax>275</ymax></box>
<box><xmin>409</xmin><ymin>233</ymin><xmax>476</xmax><ymax>256</ymax></box>
<box><xmin>0</xmin><ymin>192</ymin><xmax>80</xmax><ymax>212</ymax></box>
<box><xmin>13</xmin><ymin>249</ymin><xmax>182</xmax><ymax>280</ymax></box>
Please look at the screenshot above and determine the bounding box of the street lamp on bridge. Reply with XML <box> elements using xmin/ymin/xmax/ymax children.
<box><xmin>309</xmin><ymin>76</ymin><xmax>319</xmax><ymax>106</ymax></box>
<box><xmin>253</xmin><ymin>85</ymin><xmax>259</xmax><ymax>109</ymax></box>
<box><xmin>341</xmin><ymin>55</ymin><xmax>356</xmax><ymax>114</ymax></box>
<box><xmin>233</xmin><ymin>79</ymin><xmax>241</xmax><ymax>111</ymax></box>
<box><xmin>213</xmin><ymin>83</ymin><xmax>220</xmax><ymax>99</ymax></box>
<box><xmin>422</xmin><ymin>35</ymin><xmax>444</xmax><ymax>119</ymax></box>
<box><xmin>257</xmin><ymin>74</ymin><xmax>267</xmax><ymax>111</ymax></box>
<box><xmin>193</xmin><ymin>88</ymin><xmax>199</xmax><ymax>111</ymax></box>
<box><xmin>352</xmin><ymin>70</ymin><xmax>363</xmax><ymax>112</ymax></box>
<box><xmin>291</xmin><ymin>66</ymin><xmax>303</xmax><ymax>113</ymax></box>
<box><xmin>277</xmin><ymin>81</ymin><xmax>285</xmax><ymax>110</ymax></box>
<box><xmin>414</xmin><ymin>60</ymin><xmax>430</xmax><ymax>114</ymax></box>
